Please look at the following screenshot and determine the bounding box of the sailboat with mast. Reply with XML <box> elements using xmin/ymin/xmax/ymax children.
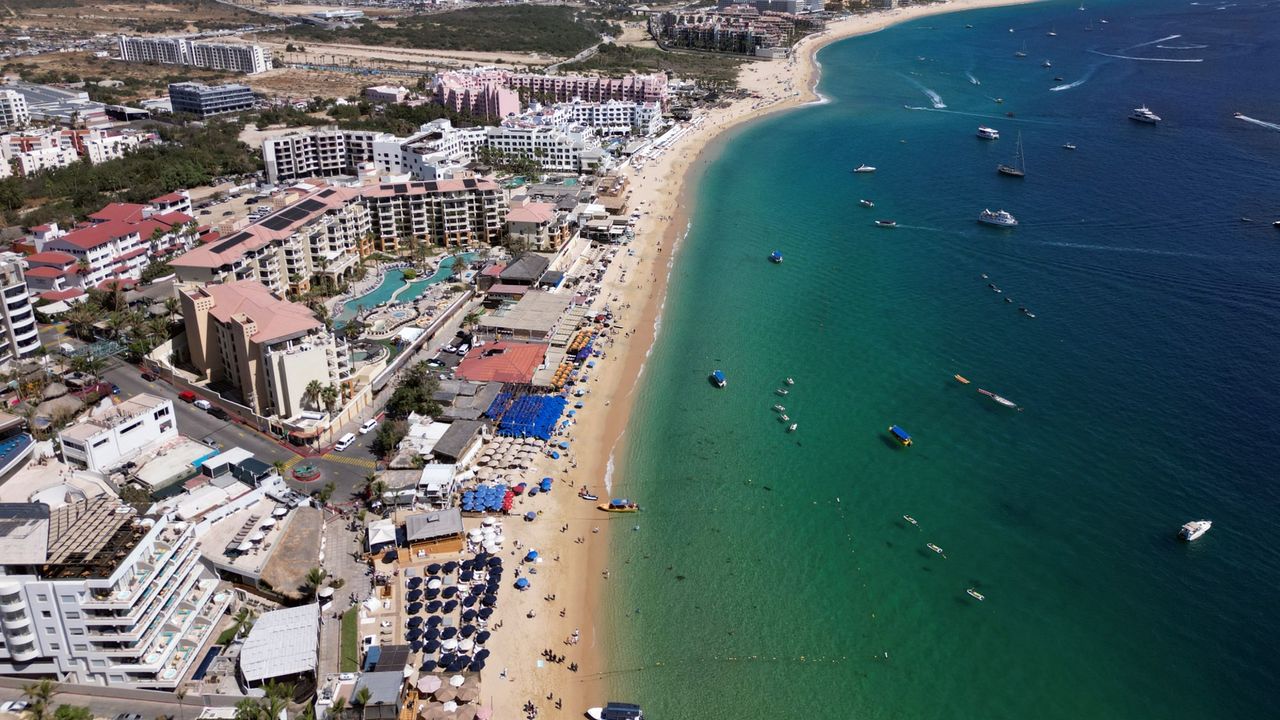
<box><xmin>1014</xmin><ymin>41</ymin><xmax>1028</xmax><ymax>58</ymax></box>
<box><xmin>997</xmin><ymin>132</ymin><xmax>1026</xmax><ymax>178</ymax></box>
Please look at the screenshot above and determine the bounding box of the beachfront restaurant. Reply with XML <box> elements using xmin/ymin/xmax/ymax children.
<box><xmin>405</xmin><ymin>507</ymin><xmax>466</xmax><ymax>557</ymax></box>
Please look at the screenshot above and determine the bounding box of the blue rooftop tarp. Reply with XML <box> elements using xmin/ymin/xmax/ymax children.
<box><xmin>486</xmin><ymin>392</ymin><xmax>569</xmax><ymax>440</ymax></box>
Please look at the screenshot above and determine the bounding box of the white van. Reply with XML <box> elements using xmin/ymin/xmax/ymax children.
<box><xmin>334</xmin><ymin>433</ymin><xmax>356</xmax><ymax>452</ymax></box>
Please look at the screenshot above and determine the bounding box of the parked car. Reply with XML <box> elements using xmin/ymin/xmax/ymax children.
<box><xmin>141</xmin><ymin>370</ymin><xmax>158</xmax><ymax>382</ymax></box>
<box><xmin>193</xmin><ymin>399</ymin><xmax>212</xmax><ymax>411</ymax></box>
<box><xmin>114</xmin><ymin>713</ymin><xmax>143</xmax><ymax>720</ymax></box>
<box><xmin>359</xmin><ymin>418</ymin><xmax>378</xmax><ymax>434</ymax></box>
<box><xmin>1</xmin><ymin>701</ymin><xmax>30</xmax><ymax>713</ymax></box>
<box><xmin>111</xmin><ymin>384</ymin><xmax>121</xmax><ymax>395</ymax></box>
<box><xmin>178</xmin><ymin>390</ymin><xmax>197</xmax><ymax>402</ymax></box>
<box><xmin>209</xmin><ymin>407</ymin><xmax>230</xmax><ymax>421</ymax></box>
<box><xmin>334</xmin><ymin>432</ymin><xmax>356</xmax><ymax>452</ymax></box>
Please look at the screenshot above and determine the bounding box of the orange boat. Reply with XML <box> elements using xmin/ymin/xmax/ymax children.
<box><xmin>954</xmin><ymin>374</ymin><xmax>971</xmax><ymax>384</ymax></box>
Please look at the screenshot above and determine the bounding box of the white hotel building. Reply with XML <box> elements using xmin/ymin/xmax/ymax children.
<box><xmin>0</xmin><ymin>499</ymin><xmax>230</xmax><ymax>688</ymax></box>
<box><xmin>58</xmin><ymin>394</ymin><xmax>178</xmax><ymax>474</ymax></box>
<box><xmin>116</xmin><ymin>36</ymin><xmax>272</xmax><ymax>75</ymax></box>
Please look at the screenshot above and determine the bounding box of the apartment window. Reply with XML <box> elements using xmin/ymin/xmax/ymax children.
<box><xmin>91</xmin><ymin>659</ymin><xmax>107</xmax><ymax>668</ymax></box>
<box><xmin>36</xmin><ymin>594</ymin><xmax>47</xmax><ymax>602</ymax></box>
<box><xmin>44</xmin><ymin>627</ymin><xmax>56</xmax><ymax>635</ymax></box>
<box><xmin>41</xmin><ymin>611</ymin><xmax>51</xmax><ymax>618</ymax></box>
<box><xmin>66</xmin><ymin>611</ymin><xmax>80</xmax><ymax>619</ymax></box>
<box><xmin>74</xmin><ymin>643</ymin><xmax>87</xmax><ymax>651</ymax></box>
<box><xmin>120</xmin><ymin>421</ymin><xmax>141</xmax><ymax>434</ymax></box>
<box><xmin>49</xmin><ymin>643</ymin><xmax>59</xmax><ymax>650</ymax></box>
<box><xmin>70</xmin><ymin>628</ymin><xmax>84</xmax><ymax>636</ymax></box>
<box><xmin>92</xmin><ymin>438</ymin><xmax>108</xmax><ymax>448</ymax></box>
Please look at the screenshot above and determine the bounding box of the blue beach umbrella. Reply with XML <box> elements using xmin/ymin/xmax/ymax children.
<box><xmin>425</xmin><ymin>589</ymin><xmax>440</xmax><ymax>601</ymax></box>
<box><xmin>525</xmin><ymin>511</ymin><xmax>536</xmax><ymax>521</ymax></box>
<box><xmin>476</xmin><ymin>634</ymin><xmax>491</xmax><ymax>647</ymax></box>
<box><xmin>426</xmin><ymin>616</ymin><xmax>442</xmax><ymax>627</ymax></box>
<box><xmin>426</xmin><ymin>600</ymin><xmax>442</xmax><ymax>613</ymax></box>
<box><xmin>425</xmin><ymin>639</ymin><xmax>441</xmax><ymax>653</ymax></box>
<box><xmin>443</xmin><ymin>599</ymin><xmax>458</xmax><ymax>613</ymax></box>
<box><xmin>421</xmin><ymin>660</ymin><xmax>437</xmax><ymax>672</ymax></box>
<box><xmin>487</xmin><ymin>557</ymin><xmax>502</xmax><ymax>568</ymax></box>
<box><xmin>460</xmin><ymin>625</ymin><xmax>475</xmax><ymax>638</ymax></box>
<box><xmin>460</xmin><ymin>570</ymin><xmax>474</xmax><ymax>582</ymax></box>
<box><xmin>409</xmin><ymin>640</ymin><xmax>423</xmax><ymax>653</ymax></box>
<box><xmin>407</xmin><ymin>577</ymin><xmax>422</xmax><ymax>589</ymax></box>
<box><xmin>441</xmin><ymin>626</ymin><xmax>457</xmax><ymax>640</ymax></box>
<box><xmin>406</xmin><ymin>602</ymin><xmax>422</xmax><ymax>614</ymax></box>
<box><xmin>478</xmin><ymin>607</ymin><xmax>494</xmax><ymax>620</ymax></box>
<box><xmin>514</xmin><ymin>578</ymin><xmax>530</xmax><ymax>590</ymax></box>
<box><xmin>427</xmin><ymin>563</ymin><xmax>441</xmax><ymax>574</ymax></box>
<box><xmin>406</xmin><ymin>628</ymin><xmax>422</xmax><ymax>641</ymax></box>
<box><xmin>525</xmin><ymin>550</ymin><xmax>538</xmax><ymax>561</ymax></box>
<box><xmin>469</xmin><ymin>660</ymin><xmax>485</xmax><ymax>672</ymax></box>
<box><xmin>550</xmin><ymin>451</ymin><xmax>560</xmax><ymax>460</ymax></box>
<box><xmin>481</xmin><ymin>594</ymin><xmax>497</xmax><ymax>607</ymax></box>
<box><xmin>407</xmin><ymin>616</ymin><xmax>423</xmax><ymax>628</ymax></box>
<box><xmin>462</xmin><ymin>609</ymin><xmax>477</xmax><ymax>622</ymax></box>
<box><xmin>425</xmin><ymin>627</ymin><xmax>440</xmax><ymax>641</ymax></box>
<box><xmin>407</xmin><ymin>589</ymin><xmax>422</xmax><ymax>602</ymax></box>
<box><xmin>462</xmin><ymin>595</ymin><xmax>476</xmax><ymax>608</ymax></box>
<box><xmin>444</xmin><ymin>561</ymin><xmax>459</xmax><ymax>573</ymax></box>
<box><xmin>442</xmin><ymin>586</ymin><xmax>457</xmax><ymax>599</ymax></box>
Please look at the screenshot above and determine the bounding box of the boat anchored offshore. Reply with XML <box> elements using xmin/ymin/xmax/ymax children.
<box><xmin>875</xmin><ymin>219</ymin><xmax>898</xmax><ymax>228</ymax></box>
<box><xmin>773</xmin><ymin>404</ymin><xmax>786</xmax><ymax>413</ymax></box>
<box><xmin>1042</xmin><ymin>59</ymin><xmax>1053</xmax><ymax>68</ymax></box>
<box><xmin>785</xmin><ymin>377</ymin><xmax>795</xmax><ymax>385</ymax></box>
<box><xmin>1062</xmin><ymin>143</ymin><xmax>1077</xmax><ymax>150</ymax></box>
<box><xmin>889</xmin><ymin>425</ymin><xmax>913</xmax><ymax>446</ymax></box>
<box><xmin>978</xmin><ymin>209</ymin><xmax>1019</xmax><ymax>227</ymax></box>
<box><xmin>775</xmin><ymin>388</ymin><xmax>790</xmax><ymax>396</ymax></box>
<box><xmin>927</xmin><ymin>543</ymin><xmax>944</xmax><ymax>554</ymax></box>
<box><xmin>954</xmin><ymin>374</ymin><xmax>971</xmax><ymax>384</ymax></box>
<box><xmin>587</xmin><ymin>703</ymin><xmax>643</xmax><ymax>720</ymax></box>
<box><xmin>853</xmin><ymin>164</ymin><xmax>877</xmax><ymax>173</ymax></box>
<box><xmin>1179</xmin><ymin>520</ymin><xmax>1212</xmax><ymax>541</ymax></box>
<box><xmin>860</xmin><ymin>198</ymin><xmax>875</xmax><ymax>208</ymax></box>
<box><xmin>599</xmin><ymin>499</ymin><xmax>641</xmax><ymax>513</ymax></box>
<box><xmin>976</xmin><ymin>125</ymin><xmax>1000</xmax><ymax>140</ymax></box>
<box><xmin>1130</xmin><ymin>105</ymin><xmax>1162</xmax><ymax>124</ymax></box>
<box><xmin>787</xmin><ymin>423</ymin><xmax>798</xmax><ymax>433</ymax></box>
<box><xmin>978</xmin><ymin>388</ymin><xmax>1018</xmax><ymax>407</ymax></box>
<box><xmin>769</xmin><ymin>250</ymin><xmax>783</xmax><ymax>264</ymax></box>
<box><xmin>710</xmin><ymin>370</ymin><xmax>726</xmax><ymax>388</ymax></box>
<box><xmin>998</xmin><ymin>132</ymin><xmax>1026</xmax><ymax>177</ymax></box>
<box><xmin>903</xmin><ymin>514</ymin><xmax>919</xmax><ymax>526</ymax></box>
<box><xmin>967</xmin><ymin>588</ymin><xmax>986</xmax><ymax>601</ymax></box>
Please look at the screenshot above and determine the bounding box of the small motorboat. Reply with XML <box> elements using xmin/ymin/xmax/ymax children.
<box><xmin>787</xmin><ymin>423</ymin><xmax>798</xmax><ymax>433</ymax></box>
<box><xmin>967</xmin><ymin>588</ymin><xmax>986</xmax><ymax>601</ymax></box>
<box><xmin>772</xmin><ymin>404</ymin><xmax>786</xmax><ymax>413</ymax></box>
<box><xmin>599</xmin><ymin>499</ymin><xmax>641</xmax><ymax>513</ymax></box>
<box><xmin>579</xmin><ymin>488</ymin><xmax>599</xmax><ymax>502</ymax></box>
<box><xmin>778</xmin><ymin>414</ymin><xmax>790</xmax><ymax>422</ymax></box>
<box><xmin>978</xmin><ymin>388</ymin><xmax>1018</xmax><ymax>408</ymax></box>
<box><xmin>976</xmin><ymin>125</ymin><xmax>1000</xmax><ymax>140</ymax></box>
<box><xmin>775</xmin><ymin>388</ymin><xmax>789</xmax><ymax>397</ymax></box>
<box><xmin>927</xmin><ymin>543</ymin><xmax>944</xmax><ymax>554</ymax></box>
<box><xmin>994</xmin><ymin>97</ymin><xmax>1004</xmax><ymax>104</ymax></box>
<box><xmin>875</xmin><ymin>220</ymin><xmax>897</xmax><ymax>228</ymax></box>
<box><xmin>981</xmin><ymin>273</ymin><xmax>989</xmax><ymax>279</ymax></box>
<box><xmin>784</xmin><ymin>377</ymin><xmax>795</xmax><ymax>385</ymax></box>
<box><xmin>988</xmin><ymin>283</ymin><xmax>1003</xmax><ymax>293</ymax></box>
<box><xmin>1042</xmin><ymin>60</ymin><xmax>1052</xmax><ymax>68</ymax></box>
<box><xmin>853</xmin><ymin>164</ymin><xmax>877</xmax><ymax>173</ymax></box>
<box><xmin>768</xmin><ymin>250</ymin><xmax>783</xmax><ymax>264</ymax></box>
<box><xmin>709</xmin><ymin>370</ymin><xmax>726</xmax><ymax>388</ymax></box>
<box><xmin>903</xmin><ymin>514</ymin><xmax>919</xmax><ymax>526</ymax></box>
<box><xmin>1062</xmin><ymin>143</ymin><xmax>1077</xmax><ymax>150</ymax></box>
<box><xmin>1004</xmin><ymin>297</ymin><xmax>1013</xmax><ymax>303</ymax></box>
<box><xmin>889</xmin><ymin>425</ymin><xmax>912</xmax><ymax>446</ymax></box>
<box><xmin>954</xmin><ymin>374</ymin><xmax>971</xmax><ymax>384</ymax></box>
<box><xmin>587</xmin><ymin>703</ymin><xmax>643</xmax><ymax>720</ymax></box>
<box><xmin>859</xmin><ymin>199</ymin><xmax>875</xmax><ymax>208</ymax></box>
<box><xmin>1179</xmin><ymin>520</ymin><xmax>1212</xmax><ymax>541</ymax></box>
<box><xmin>1020</xmin><ymin>306</ymin><xmax>1037</xmax><ymax>318</ymax></box>
<box><xmin>1233</xmin><ymin>111</ymin><xmax>1244</xmax><ymax>118</ymax></box>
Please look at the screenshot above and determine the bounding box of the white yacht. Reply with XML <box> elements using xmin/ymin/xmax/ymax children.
<box><xmin>976</xmin><ymin>125</ymin><xmax>1000</xmax><ymax>140</ymax></box>
<box><xmin>1130</xmin><ymin>105</ymin><xmax>1162</xmax><ymax>124</ymax></box>
<box><xmin>853</xmin><ymin>164</ymin><xmax>877</xmax><ymax>173</ymax></box>
<box><xmin>978</xmin><ymin>209</ymin><xmax>1019</xmax><ymax>227</ymax></box>
<box><xmin>1179</xmin><ymin>520</ymin><xmax>1212</xmax><ymax>541</ymax></box>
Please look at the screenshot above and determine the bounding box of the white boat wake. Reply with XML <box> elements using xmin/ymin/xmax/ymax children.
<box><xmin>965</xmin><ymin>71</ymin><xmax>981</xmax><ymax>86</ymax></box>
<box><xmin>1121</xmin><ymin>33</ymin><xmax>1182</xmax><ymax>51</ymax></box>
<box><xmin>903</xmin><ymin>105</ymin><xmax>1059</xmax><ymax>125</ymax></box>
<box><xmin>1235</xmin><ymin>114</ymin><xmax>1280</xmax><ymax>132</ymax></box>
<box><xmin>900</xmin><ymin>74</ymin><xmax>947</xmax><ymax>108</ymax></box>
<box><xmin>1050</xmin><ymin>64</ymin><xmax>1099</xmax><ymax>92</ymax></box>
<box><xmin>1088</xmin><ymin>50</ymin><xmax>1205</xmax><ymax>63</ymax></box>
<box><xmin>1157</xmin><ymin>43</ymin><xmax>1208</xmax><ymax>49</ymax></box>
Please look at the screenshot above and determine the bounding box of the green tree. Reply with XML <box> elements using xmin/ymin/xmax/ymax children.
<box><xmin>328</xmin><ymin>697</ymin><xmax>346</xmax><ymax>720</ymax></box>
<box><xmin>304</xmin><ymin>379</ymin><xmax>324</xmax><ymax>410</ymax></box>
<box><xmin>54</xmin><ymin>707</ymin><xmax>91</xmax><ymax>720</ymax></box>
<box><xmin>321</xmin><ymin>384</ymin><xmax>340</xmax><ymax>414</ymax></box>
<box><xmin>352</xmin><ymin>687</ymin><xmax>372</xmax><ymax>717</ymax></box>
<box><xmin>371</xmin><ymin>420</ymin><xmax>407</xmax><ymax>458</ymax></box>
<box><xmin>21</xmin><ymin>679</ymin><xmax>57</xmax><ymax>720</ymax></box>
<box><xmin>317</xmin><ymin>481</ymin><xmax>336</xmax><ymax>504</ymax></box>
<box><xmin>302</xmin><ymin>566</ymin><xmax>328</xmax><ymax>598</ymax></box>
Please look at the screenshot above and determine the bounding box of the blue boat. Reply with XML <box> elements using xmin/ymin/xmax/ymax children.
<box><xmin>710</xmin><ymin>369</ymin><xmax>726</xmax><ymax>388</ymax></box>
<box><xmin>769</xmin><ymin>250</ymin><xmax>783</xmax><ymax>264</ymax></box>
<box><xmin>889</xmin><ymin>425</ymin><xmax>913</xmax><ymax>446</ymax></box>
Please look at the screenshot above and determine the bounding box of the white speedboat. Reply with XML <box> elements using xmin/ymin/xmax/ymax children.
<box><xmin>773</xmin><ymin>404</ymin><xmax>786</xmax><ymax>413</ymax></box>
<box><xmin>853</xmin><ymin>164</ymin><xmax>877</xmax><ymax>173</ymax></box>
<box><xmin>976</xmin><ymin>125</ymin><xmax>1000</xmax><ymax>140</ymax></box>
<box><xmin>860</xmin><ymin>199</ymin><xmax>875</xmax><ymax>208</ymax></box>
<box><xmin>787</xmin><ymin>423</ymin><xmax>798</xmax><ymax>432</ymax></box>
<box><xmin>775</xmin><ymin>388</ymin><xmax>789</xmax><ymax>396</ymax></box>
<box><xmin>967</xmin><ymin>588</ymin><xmax>986</xmax><ymax>601</ymax></box>
<box><xmin>927</xmin><ymin>543</ymin><xmax>944</xmax><ymax>554</ymax></box>
<box><xmin>1179</xmin><ymin>520</ymin><xmax>1212</xmax><ymax>541</ymax></box>
<box><xmin>588</xmin><ymin>703</ymin><xmax>643</xmax><ymax>720</ymax></box>
<box><xmin>785</xmin><ymin>377</ymin><xmax>795</xmax><ymax>385</ymax></box>
<box><xmin>978</xmin><ymin>388</ymin><xmax>1018</xmax><ymax>407</ymax></box>
<box><xmin>1130</xmin><ymin>105</ymin><xmax>1162</xmax><ymax>124</ymax></box>
<box><xmin>1042</xmin><ymin>59</ymin><xmax>1053</xmax><ymax>68</ymax></box>
<box><xmin>978</xmin><ymin>209</ymin><xmax>1018</xmax><ymax>227</ymax></box>
<box><xmin>903</xmin><ymin>514</ymin><xmax>919</xmax><ymax>526</ymax></box>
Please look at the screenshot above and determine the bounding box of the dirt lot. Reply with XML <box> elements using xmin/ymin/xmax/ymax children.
<box><xmin>245</xmin><ymin>66</ymin><xmax>372</xmax><ymax>99</ymax></box>
<box><xmin>0</xmin><ymin>0</ymin><xmax>261</xmax><ymax>34</ymax></box>
<box><xmin>260</xmin><ymin>38</ymin><xmax>558</xmax><ymax>71</ymax></box>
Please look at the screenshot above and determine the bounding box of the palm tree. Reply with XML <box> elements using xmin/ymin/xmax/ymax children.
<box><xmin>21</xmin><ymin>679</ymin><xmax>57</xmax><ymax>720</ymax></box>
<box><xmin>175</xmin><ymin>687</ymin><xmax>188</xmax><ymax>720</ymax></box>
<box><xmin>164</xmin><ymin>297</ymin><xmax>180</xmax><ymax>322</ymax></box>
<box><xmin>304</xmin><ymin>379</ymin><xmax>324</xmax><ymax>410</ymax></box>
<box><xmin>272</xmin><ymin>459</ymin><xmax>289</xmax><ymax>478</ymax></box>
<box><xmin>321</xmin><ymin>384</ymin><xmax>340</xmax><ymax>414</ymax></box>
<box><xmin>351</xmin><ymin>687</ymin><xmax>371</xmax><ymax>719</ymax></box>
<box><xmin>328</xmin><ymin>696</ymin><xmax>346</xmax><ymax>720</ymax></box>
<box><xmin>302</xmin><ymin>567</ymin><xmax>327</xmax><ymax>597</ymax></box>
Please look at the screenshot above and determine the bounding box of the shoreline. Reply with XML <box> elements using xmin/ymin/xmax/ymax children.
<box><xmin>485</xmin><ymin>1</ymin><xmax>1044</xmax><ymax>716</ymax></box>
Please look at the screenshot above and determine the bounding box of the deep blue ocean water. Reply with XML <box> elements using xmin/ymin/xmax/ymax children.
<box><xmin>599</xmin><ymin>0</ymin><xmax>1280</xmax><ymax>718</ymax></box>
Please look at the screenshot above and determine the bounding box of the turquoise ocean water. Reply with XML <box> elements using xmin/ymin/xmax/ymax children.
<box><xmin>602</xmin><ymin>1</ymin><xmax>1280</xmax><ymax>718</ymax></box>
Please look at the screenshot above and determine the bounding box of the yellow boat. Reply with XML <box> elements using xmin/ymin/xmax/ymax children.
<box><xmin>954</xmin><ymin>374</ymin><xmax>971</xmax><ymax>384</ymax></box>
<box><xmin>599</xmin><ymin>499</ymin><xmax>641</xmax><ymax>513</ymax></box>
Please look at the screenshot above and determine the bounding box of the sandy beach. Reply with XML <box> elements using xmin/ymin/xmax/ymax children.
<box><xmin>482</xmin><ymin>1</ymin><xmax>1041</xmax><ymax>717</ymax></box>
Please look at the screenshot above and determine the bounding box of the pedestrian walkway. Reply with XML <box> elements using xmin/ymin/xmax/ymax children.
<box><xmin>281</xmin><ymin>455</ymin><xmax>303</xmax><ymax>470</ymax></box>
<box><xmin>321</xmin><ymin>453</ymin><xmax>378</xmax><ymax>469</ymax></box>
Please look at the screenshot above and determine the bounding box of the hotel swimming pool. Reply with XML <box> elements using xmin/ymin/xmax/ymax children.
<box><xmin>335</xmin><ymin>253</ymin><xmax>476</xmax><ymax>327</ymax></box>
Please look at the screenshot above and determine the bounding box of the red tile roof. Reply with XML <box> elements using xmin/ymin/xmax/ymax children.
<box><xmin>96</xmin><ymin>278</ymin><xmax>136</xmax><ymax>291</ymax></box>
<box><xmin>30</xmin><ymin>224</ymin><xmax>52</xmax><ymax>232</ymax></box>
<box><xmin>150</xmin><ymin>192</ymin><xmax>186</xmax><ymax>204</ymax></box>
<box><xmin>88</xmin><ymin>203</ymin><xmax>147</xmax><ymax>224</ymax></box>
<box><xmin>25</xmin><ymin>251</ymin><xmax>77</xmax><ymax>266</ymax></box>
<box><xmin>54</xmin><ymin>220</ymin><xmax>139</xmax><ymax>250</ymax></box>
<box><xmin>455</xmin><ymin>342</ymin><xmax>547</xmax><ymax>385</ymax></box>
<box><xmin>506</xmin><ymin>202</ymin><xmax>556</xmax><ymax>224</ymax></box>
<box><xmin>199</xmin><ymin>231</ymin><xmax>222</xmax><ymax>244</ymax></box>
<box><xmin>153</xmin><ymin>211</ymin><xmax>194</xmax><ymax>226</ymax></box>
<box><xmin>25</xmin><ymin>266</ymin><xmax>72</xmax><ymax>279</ymax></box>
<box><xmin>39</xmin><ymin>289</ymin><xmax>85</xmax><ymax>302</ymax></box>
<box><xmin>196</xmin><ymin>280</ymin><xmax>322</xmax><ymax>343</ymax></box>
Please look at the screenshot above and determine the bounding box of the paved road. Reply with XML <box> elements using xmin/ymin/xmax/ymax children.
<box><xmin>102</xmin><ymin>360</ymin><xmax>377</xmax><ymax>501</ymax></box>
<box><xmin>0</xmin><ymin>687</ymin><xmax>199</xmax><ymax>720</ymax></box>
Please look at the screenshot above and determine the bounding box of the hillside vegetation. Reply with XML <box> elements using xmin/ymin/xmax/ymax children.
<box><xmin>564</xmin><ymin>43</ymin><xmax>743</xmax><ymax>89</ymax></box>
<box><xmin>270</xmin><ymin>5</ymin><xmax>618</xmax><ymax>56</ymax></box>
